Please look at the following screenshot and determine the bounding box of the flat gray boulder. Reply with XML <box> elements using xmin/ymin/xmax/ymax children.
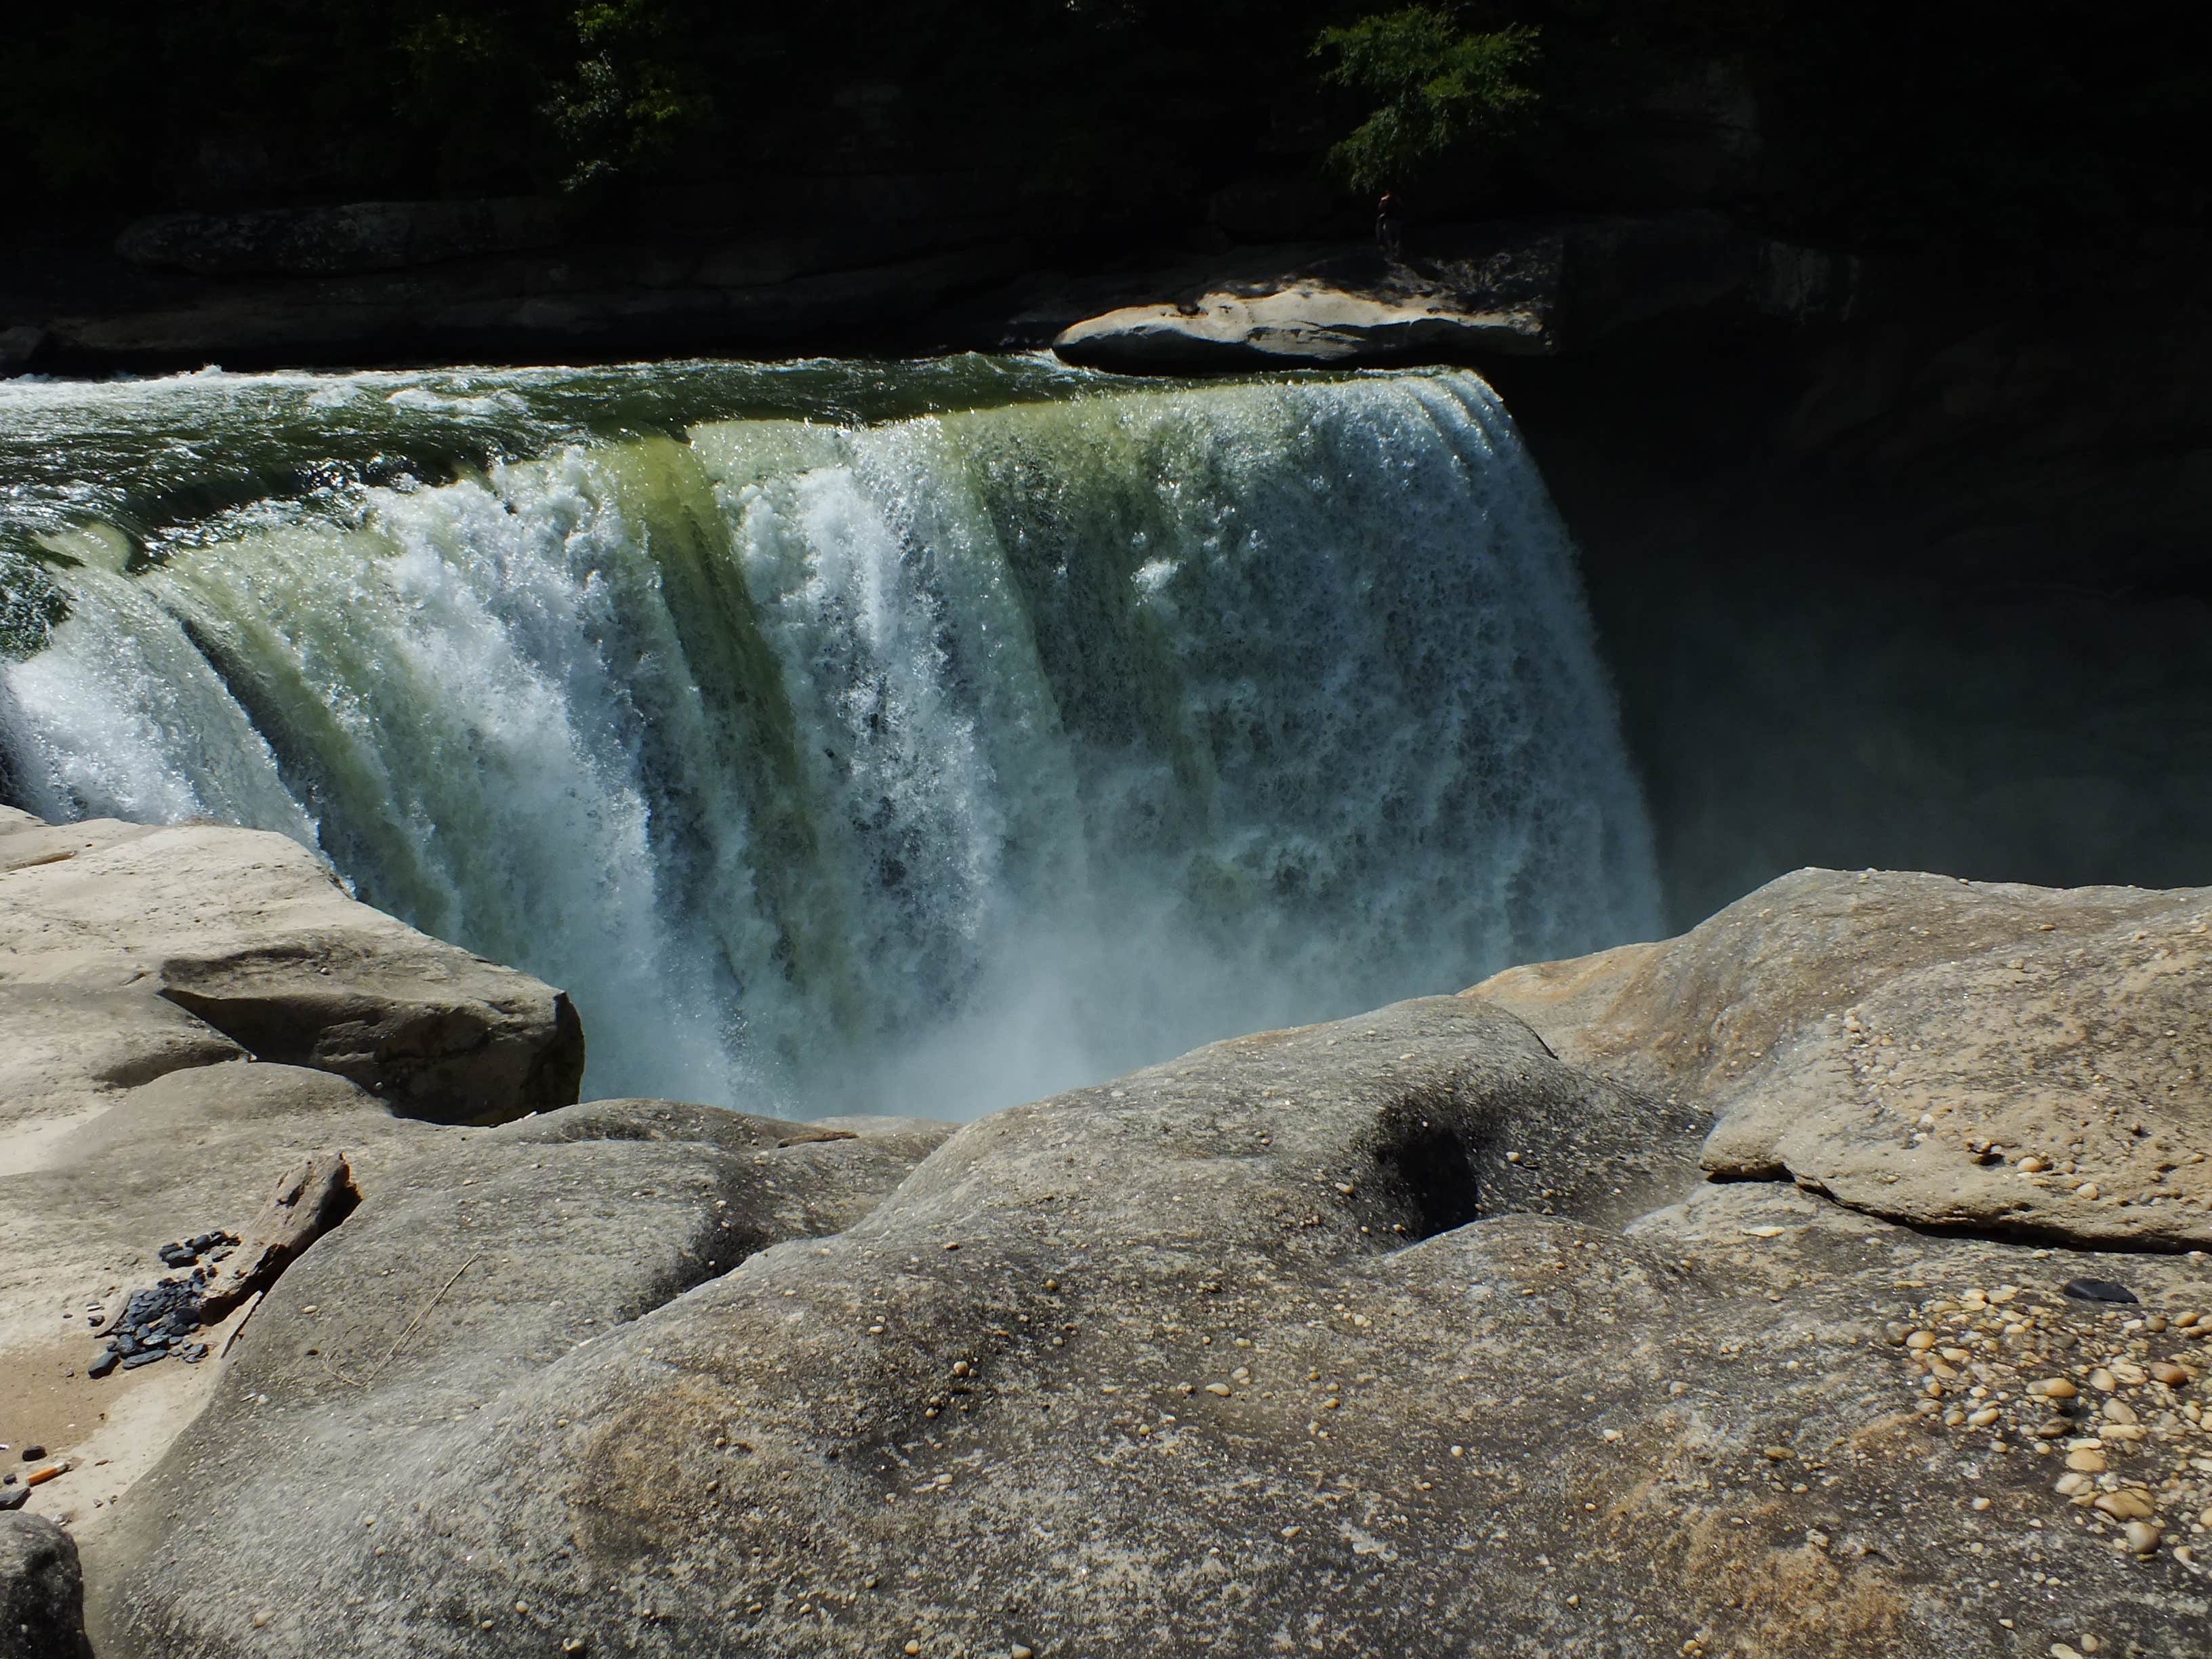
<box><xmin>10</xmin><ymin>838</ymin><xmax>2209</xmax><ymax>1657</ymax></box>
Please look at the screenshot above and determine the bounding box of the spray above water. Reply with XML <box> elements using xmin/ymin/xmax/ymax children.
<box><xmin>0</xmin><ymin>359</ymin><xmax>1660</xmax><ymax>1117</ymax></box>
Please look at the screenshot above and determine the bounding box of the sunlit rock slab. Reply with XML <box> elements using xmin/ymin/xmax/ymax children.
<box><xmin>1473</xmin><ymin>867</ymin><xmax>2212</xmax><ymax>1248</ymax></box>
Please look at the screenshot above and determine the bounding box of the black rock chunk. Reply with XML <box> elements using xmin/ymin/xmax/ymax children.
<box><xmin>120</xmin><ymin>1349</ymin><xmax>166</xmax><ymax>1370</ymax></box>
<box><xmin>2062</xmin><ymin>1276</ymin><xmax>2138</xmax><ymax>1304</ymax></box>
<box><xmin>87</xmin><ymin>1349</ymin><xmax>119</xmax><ymax>1380</ymax></box>
<box><xmin>0</xmin><ymin>1487</ymin><xmax>26</xmax><ymax>1512</ymax></box>
<box><xmin>19</xmin><ymin>1447</ymin><xmax>45</xmax><ymax>1462</ymax></box>
<box><xmin>177</xmin><ymin>1343</ymin><xmax>209</xmax><ymax>1364</ymax></box>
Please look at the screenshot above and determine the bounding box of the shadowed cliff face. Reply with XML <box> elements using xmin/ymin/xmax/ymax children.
<box><xmin>1488</xmin><ymin>272</ymin><xmax>2212</xmax><ymax>930</ymax></box>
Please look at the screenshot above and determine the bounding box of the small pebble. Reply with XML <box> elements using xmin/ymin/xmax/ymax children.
<box><xmin>2123</xmin><ymin>1519</ymin><xmax>2161</xmax><ymax>1555</ymax></box>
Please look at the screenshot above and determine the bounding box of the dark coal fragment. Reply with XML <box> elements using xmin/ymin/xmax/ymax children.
<box><xmin>20</xmin><ymin>1447</ymin><xmax>45</xmax><ymax>1462</ymax></box>
<box><xmin>177</xmin><ymin>1343</ymin><xmax>209</xmax><ymax>1364</ymax></box>
<box><xmin>120</xmin><ymin>1349</ymin><xmax>166</xmax><ymax>1370</ymax></box>
<box><xmin>157</xmin><ymin>1244</ymin><xmax>199</xmax><ymax>1268</ymax></box>
<box><xmin>0</xmin><ymin>1486</ymin><xmax>26</xmax><ymax>1511</ymax></box>
<box><xmin>87</xmin><ymin>1349</ymin><xmax>119</xmax><ymax>1380</ymax></box>
<box><xmin>2062</xmin><ymin>1277</ymin><xmax>2138</xmax><ymax>1304</ymax></box>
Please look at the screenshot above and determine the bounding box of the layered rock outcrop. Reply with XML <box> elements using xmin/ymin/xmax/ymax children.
<box><xmin>0</xmin><ymin>806</ymin><xmax>591</xmax><ymax>1552</ymax></box>
<box><xmin>0</xmin><ymin>806</ymin><xmax>584</xmax><ymax>1128</ymax></box>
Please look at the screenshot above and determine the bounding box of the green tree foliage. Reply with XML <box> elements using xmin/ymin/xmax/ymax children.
<box><xmin>0</xmin><ymin>0</ymin><xmax>2201</xmax><ymax>257</ymax></box>
<box><xmin>544</xmin><ymin>1</ymin><xmax>714</xmax><ymax>191</ymax></box>
<box><xmin>1313</xmin><ymin>7</ymin><xmax>1540</xmax><ymax>191</ymax></box>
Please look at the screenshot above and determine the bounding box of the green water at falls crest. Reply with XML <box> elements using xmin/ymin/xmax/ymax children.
<box><xmin>0</xmin><ymin>361</ymin><xmax>1660</xmax><ymax>1115</ymax></box>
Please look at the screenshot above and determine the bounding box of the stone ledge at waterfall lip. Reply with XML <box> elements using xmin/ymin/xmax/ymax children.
<box><xmin>0</xmin><ymin>803</ymin><xmax>584</xmax><ymax>1128</ymax></box>
<box><xmin>1051</xmin><ymin>285</ymin><xmax>1552</xmax><ymax>371</ymax></box>
<box><xmin>74</xmin><ymin>866</ymin><xmax>2212</xmax><ymax>1658</ymax></box>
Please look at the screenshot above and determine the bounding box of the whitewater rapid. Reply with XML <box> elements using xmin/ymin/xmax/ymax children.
<box><xmin>0</xmin><ymin>359</ymin><xmax>1660</xmax><ymax>1116</ymax></box>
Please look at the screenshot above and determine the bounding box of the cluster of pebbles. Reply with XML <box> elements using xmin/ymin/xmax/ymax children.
<box><xmin>85</xmin><ymin>1231</ymin><xmax>241</xmax><ymax>1378</ymax></box>
<box><xmin>1887</xmin><ymin>1274</ymin><xmax>2212</xmax><ymax>1562</ymax></box>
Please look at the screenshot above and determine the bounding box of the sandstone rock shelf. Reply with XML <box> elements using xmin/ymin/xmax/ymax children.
<box><xmin>3</xmin><ymin>807</ymin><xmax>2208</xmax><ymax>1656</ymax></box>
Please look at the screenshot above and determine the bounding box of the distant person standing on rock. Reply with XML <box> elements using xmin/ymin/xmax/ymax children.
<box><xmin>1376</xmin><ymin>192</ymin><xmax>1406</xmax><ymax>262</ymax></box>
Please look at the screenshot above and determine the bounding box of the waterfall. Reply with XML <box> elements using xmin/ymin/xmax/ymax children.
<box><xmin>0</xmin><ymin>360</ymin><xmax>1660</xmax><ymax>1118</ymax></box>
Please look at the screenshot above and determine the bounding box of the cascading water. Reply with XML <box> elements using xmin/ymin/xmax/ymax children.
<box><xmin>0</xmin><ymin>357</ymin><xmax>1661</xmax><ymax>1118</ymax></box>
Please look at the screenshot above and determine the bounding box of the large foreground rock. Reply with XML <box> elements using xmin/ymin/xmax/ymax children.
<box><xmin>91</xmin><ymin>937</ymin><xmax>2212</xmax><ymax>1659</ymax></box>
<box><xmin>0</xmin><ymin>805</ymin><xmax>588</xmax><ymax>1540</ymax></box>
<box><xmin>0</xmin><ymin>853</ymin><xmax>2194</xmax><ymax>1656</ymax></box>
<box><xmin>0</xmin><ymin>1513</ymin><xmax>92</xmax><ymax>1659</ymax></box>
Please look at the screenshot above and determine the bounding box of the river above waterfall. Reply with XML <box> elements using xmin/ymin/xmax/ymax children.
<box><xmin>0</xmin><ymin>356</ymin><xmax>1659</xmax><ymax>1117</ymax></box>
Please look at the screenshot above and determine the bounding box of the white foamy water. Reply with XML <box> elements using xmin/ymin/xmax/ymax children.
<box><xmin>0</xmin><ymin>361</ymin><xmax>1660</xmax><ymax>1117</ymax></box>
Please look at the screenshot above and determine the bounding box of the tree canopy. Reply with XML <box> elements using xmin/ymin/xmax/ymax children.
<box><xmin>1</xmin><ymin>1</ymin><xmax>2202</xmax><ymax>255</ymax></box>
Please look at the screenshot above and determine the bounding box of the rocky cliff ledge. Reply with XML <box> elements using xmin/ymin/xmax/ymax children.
<box><xmin>0</xmin><ymin>205</ymin><xmax>1845</xmax><ymax>375</ymax></box>
<box><xmin>2</xmin><ymin>808</ymin><xmax>2208</xmax><ymax>1657</ymax></box>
